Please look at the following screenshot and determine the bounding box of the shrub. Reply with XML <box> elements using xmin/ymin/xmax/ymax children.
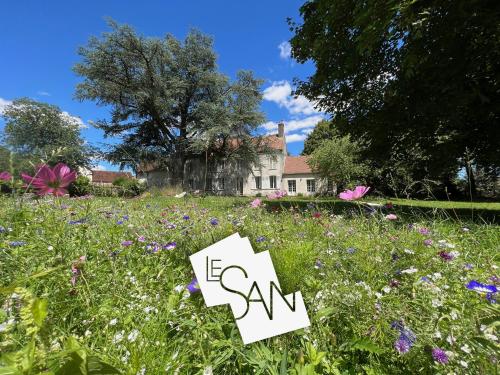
<box><xmin>68</xmin><ymin>175</ymin><xmax>92</xmax><ymax>196</ymax></box>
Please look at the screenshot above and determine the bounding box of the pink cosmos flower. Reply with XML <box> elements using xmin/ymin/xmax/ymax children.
<box><xmin>0</xmin><ymin>171</ymin><xmax>11</xmax><ymax>181</ymax></box>
<box><xmin>21</xmin><ymin>163</ymin><xmax>76</xmax><ymax>196</ymax></box>
<box><xmin>338</xmin><ymin>186</ymin><xmax>370</xmax><ymax>201</ymax></box>
<box><xmin>385</xmin><ymin>214</ymin><xmax>398</xmax><ymax>220</ymax></box>
<box><xmin>250</xmin><ymin>198</ymin><xmax>262</xmax><ymax>208</ymax></box>
<box><xmin>267</xmin><ymin>190</ymin><xmax>287</xmax><ymax>200</ymax></box>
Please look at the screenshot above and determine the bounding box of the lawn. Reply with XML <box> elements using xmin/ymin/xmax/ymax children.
<box><xmin>0</xmin><ymin>195</ymin><xmax>498</xmax><ymax>374</ymax></box>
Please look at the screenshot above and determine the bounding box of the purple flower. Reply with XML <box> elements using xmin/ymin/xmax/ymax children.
<box><xmin>146</xmin><ymin>242</ymin><xmax>160</xmax><ymax>253</ymax></box>
<box><xmin>394</xmin><ymin>336</ymin><xmax>411</xmax><ymax>354</ymax></box>
<box><xmin>121</xmin><ymin>240</ymin><xmax>133</xmax><ymax>247</ymax></box>
<box><xmin>347</xmin><ymin>247</ymin><xmax>356</xmax><ymax>254</ymax></box>
<box><xmin>486</xmin><ymin>293</ymin><xmax>497</xmax><ymax>304</ymax></box>
<box><xmin>464</xmin><ymin>263</ymin><xmax>474</xmax><ymax>270</ymax></box>
<box><xmin>183</xmin><ymin>215</ymin><xmax>190</xmax><ymax>220</ymax></box>
<box><xmin>314</xmin><ymin>259</ymin><xmax>324</xmax><ymax>269</ymax></box>
<box><xmin>432</xmin><ymin>348</ymin><xmax>449</xmax><ymax>364</ymax></box>
<box><xmin>187</xmin><ymin>278</ymin><xmax>200</xmax><ymax>293</ymax></box>
<box><xmin>438</xmin><ymin>251</ymin><xmax>455</xmax><ymax>261</ymax></box>
<box><xmin>466</xmin><ymin>280</ymin><xmax>498</xmax><ymax>294</ymax></box>
<box><xmin>256</xmin><ymin>236</ymin><xmax>266</xmax><ymax>243</ymax></box>
<box><xmin>423</xmin><ymin>239</ymin><xmax>433</xmax><ymax>246</ymax></box>
<box><xmin>419</xmin><ymin>227</ymin><xmax>430</xmax><ymax>235</ymax></box>
<box><xmin>163</xmin><ymin>242</ymin><xmax>177</xmax><ymax>251</ymax></box>
<box><xmin>166</xmin><ymin>223</ymin><xmax>176</xmax><ymax>229</ymax></box>
<box><xmin>69</xmin><ymin>219</ymin><xmax>86</xmax><ymax>225</ymax></box>
<box><xmin>116</xmin><ymin>220</ymin><xmax>124</xmax><ymax>225</ymax></box>
<box><xmin>137</xmin><ymin>236</ymin><xmax>146</xmax><ymax>242</ymax></box>
<box><xmin>210</xmin><ymin>218</ymin><xmax>219</xmax><ymax>226</ymax></box>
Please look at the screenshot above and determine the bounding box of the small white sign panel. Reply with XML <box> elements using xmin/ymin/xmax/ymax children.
<box><xmin>189</xmin><ymin>233</ymin><xmax>310</xmax><ymax>344</ymax></box>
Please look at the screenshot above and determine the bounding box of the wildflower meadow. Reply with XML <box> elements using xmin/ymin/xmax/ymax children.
<box><xmin>1</xmin><ymin>185</ymin><xmax>498</xmax><ymax>374</ymax></box>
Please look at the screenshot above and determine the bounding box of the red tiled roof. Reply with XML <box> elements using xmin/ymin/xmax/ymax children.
<box><xmin>283</xmin><ymin>156</ymin><xmax>313</xmax><ymax>175</ymax></box>
<box><xmin>91</xmin><ymin>170</ymin><xmax>133</xmax><ymax>183</ymax></box>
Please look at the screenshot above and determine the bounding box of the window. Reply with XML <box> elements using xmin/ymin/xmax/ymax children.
<box><xmin>327</xmin><ymin>179</ymin><xmax>334</xmax><ymax>192</ymax></box>
<box><xmin>218</xmin><ymin>178</ymin><xmax>225</xmax><ymax>190</ymax></box>
<box><xmin>255</xmin><ymin>176</ymin><xmax>262</xmax><ymax>189</ymax></box>
<box><xmin>288</xmin><ymin>180</ymin><xmax>296</xmax><ymax>193</ymax></box>
<box><xmin>307</xmin><ymin>179</ymin><xmax>316</xmax><ymax>193</ymax></box>
<box><xmin>269</xmin><ymin>156</ymin><xmax>277</xmax><ymax>169</ymax></box>
<box><xmin>269</xmin><ymin>176</ymin><xmax>277</xmax><ymax>189</ymax></box>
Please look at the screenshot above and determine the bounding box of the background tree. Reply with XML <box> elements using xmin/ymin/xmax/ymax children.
<box><xmin>289</xmin><ymin>0</ymin><xmax>500</xmax><ymax>199</ymax></box>
<box><xmin>307</xmin><ymin>135</ymin><xmax>367</xmax><ymax>189</ymax></box>
<box><xmin>1</xmin><ymin>98</ymin><xmax>94</xmax><ymax>171</ymax></box>
<box><xmin>74</xmin><ymin>20</ymin><xmax>264</xmax><ymax>184</ymax></box>
<box><xmin>301</xmin><ymin>120</ymin><xmax>337</xmax><ymax>155</ymax></box>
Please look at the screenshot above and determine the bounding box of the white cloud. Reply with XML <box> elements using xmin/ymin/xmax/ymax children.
<box><xmin>278</xmin><ymin>41</ymin><xmax>292</xmax><ymax>60</ymax></box>
<box><xmin>0</xmin><ymin>97</ymin><xmax>12</xmax><ymax>114</ymax></box>
<box><xmin>262</xmin><ymin>115</ymin><xmax>324</xmax><ymax>134</ymax></box>
<box><xmin>93</xmin><ymin>164</ymin><xmax>107</xmax><ymax>171</ymax></box>
<box><xmin>285</xmin><ymin>133</ymin><xmax>308</xmax><ymax>143</ymax></box>
<box><xmin>60</xmin><ymin>111</ymin><xmax>88</xmax><ymax>129</ymax></box>
<box><xmin>262</xmin><ymin>81</ymin><xmax>319</xmax><ymax>116</ymax></box>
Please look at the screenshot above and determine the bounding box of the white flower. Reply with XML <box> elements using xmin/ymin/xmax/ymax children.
<box><xmin>450</xmin><ymin>310</ymin><xmax>458</xmax><ymax>320</ymax></box>
<box><xmin>446</xmin><ymin>334</ymin><xmax>456</xmax><ymax>345</ymax></box>
<box><xmin>84</xmin><ymin>329</ymin><xmax>92</xmax><ymax>337</ymax></box>
<box><xmin>484</xmin><ymin>333</ymin><xmax>498</xmax><ymax>342</ymax></box>
<box><xmin>382</xmin><ymin>286</ymin><xmax>391</xmax><ymax>294</ymax></box>
<box><xmin>128</xmin><ymin>329</ymin><xmax>139</xmax><ymax>342</ymax></box>
<box><xmin>404</xmin><ymin>248</ymin><xmax>415</xmax><ymax>254</ymax></box>
<box><xmin>434</xmin><ymin>330</ymin><xmax>442</xmax><ymax>339</ymax></box>
<box><xmin>48</xmin><ymin>245</ymin><xmax>54</xmax><ymax>251</ymax></box>
<box><xmin>112</xmin><ymin>331</ymin><xmax>124</xmax><ymax>344</ymax></box>
<box><xmin>401</xmin><ymin>267</ymin><xmax>418</xmax><ymax>274</ymax></box>
<box><xmin>432</xmin><ymin>299</ymin><xmax>443</xmax><ymax>308</ymax></box>
<box><xmin>460</xmin><ymin>361</ymin><xmax>468</xmax><ymax>368</ymax></box>
<box><xmin>203</xmin><ymin>366</ymin><xmax>213</xmax><ymax>375</ymax></box>
<box><xmin>461</xmin><ymin>344</ymin><xmax>471</xmax><ymax>354</ymax></box>
<box><xmin>109</xmin><ymin>318</ymin><xmax>118</xmax><ymax>326</ymax></box>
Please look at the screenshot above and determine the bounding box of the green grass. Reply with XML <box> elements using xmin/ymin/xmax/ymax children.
<box><xmin>0</xmin><ymin>195</ymin><xmax>499</xmax><ymax>374</ymax></box>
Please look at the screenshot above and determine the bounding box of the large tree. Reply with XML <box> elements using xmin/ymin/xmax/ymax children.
<box><xmin>74</xmin><ymin>20</ymin><xmax>264</xmax><ymax>182</ymax></box>
<box><xmin>1</xmin><ymin>98</ymin><xmax>94</xmax><ymax>171</ymax></box>
<box><xmin>289</xmin><ymin>0</ymin><xmax>500</xmax><ymax>197</ymax></box>
<box><xmin>301</xmin><ymin>120</ymin><xmax>337</xmax><ymax>155</ymax></box>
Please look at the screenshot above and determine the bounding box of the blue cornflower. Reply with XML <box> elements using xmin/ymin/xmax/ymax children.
<box><xmin>347</xmin><ymin>247</ymin><xmax>356</xmax><ymax>254</ymax></box>
<box><xmin>0</xmin><ymin>226</ymin><xmax>5</xmax><ymax>233</ymax></box>
<box><xmin>9</xmin><ymin>241</ymin><xmax>26</xmax><ymax>247</ymax></box>
<box><xmin>256</xmin><ymin>236</ymin><xmax>266</xmax><ymax>243</ymax></box>
<box><xmin>116</xmin><ymin>220</ymin><xmax>124</xmax><ymax>225</ymax></box>
<box><xmin>183</xmin><ymin>215</ymin><xmax>190</xmax><ymax>220</ymax></box>
<box><xmin>210</xmin><ymin>218</ymin><xmax>219</xmax><ymax>226</ymax></box>
<box><xmin>466</xmin><ymin>280</ymin><xmax>498</xmax><ymax>294</ymax></box>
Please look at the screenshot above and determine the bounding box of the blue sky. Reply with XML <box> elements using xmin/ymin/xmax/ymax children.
<box><xmin>0</xmin><ymin>1</ymin><xmax>325</xmax><ymax>171</ymax></box>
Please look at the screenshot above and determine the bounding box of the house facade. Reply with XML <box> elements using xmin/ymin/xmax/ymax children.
<box><xmin>138</xmin><ymin>123</ymin><xmax>336</xmax><ymax>196</ymax></box>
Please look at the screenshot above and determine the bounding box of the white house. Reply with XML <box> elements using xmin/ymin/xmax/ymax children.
<box><xmin>137</xmin><ymin>123</ymin><xmax>335</xmax><ymax>196</ymax></box>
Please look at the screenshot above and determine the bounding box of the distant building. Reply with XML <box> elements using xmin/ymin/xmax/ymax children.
<box><xmin>90</xmin><ymin>170</ymin><xmax>133</xmax><ymax>186</ymax></box>
<box><xmin>137</xmin><ymin>123</ymin><xmax>336</xmax><ymax>196</ymax></box>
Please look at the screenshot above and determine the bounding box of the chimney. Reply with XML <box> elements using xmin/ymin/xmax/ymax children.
<box><xmin>278</xmin><ymin>122</ymin><xmax>285</xmax><ymax>137</ymax></box>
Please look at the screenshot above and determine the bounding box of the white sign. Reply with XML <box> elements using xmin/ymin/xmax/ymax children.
<box><xmin>189</xmin><ymin>233</ymin><xmax>310</xmax><ymax>344</ymax></box>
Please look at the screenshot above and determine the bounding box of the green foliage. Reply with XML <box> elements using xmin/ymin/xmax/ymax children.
<box><xmin>0</xmin><ymin>196</ymin><xmax>498</xmax><ymax>373</ymax></box>
<box><xmin>69</xmin><ymin>176</ymin><xmax>92</xmax><ymax>197</ymax></box>
<box><xmin>289</xmin><ymin>0</ymin><xmax>500</xmax><ymax>198</ymax></box>
<box><xmin>74</xmin><ymin>20</ymin><xmax>265</xmax><ymax>178</ymax></box>
<box><xmin>308</xmin><ymin>135</ymin><xmax>367</xmax><ymax>188</ymax></box>
<box><xmin>301</xmin><ymin>120</ymin><xmax>337</xmax><ymax>156</ymax></box>
<box><xmin>1</xmin><ymin>98</ymin><xmax>95</xmax><ymax>170</ymax></box>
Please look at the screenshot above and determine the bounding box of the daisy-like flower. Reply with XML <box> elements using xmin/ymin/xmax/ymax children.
<box><xmin>21</xmin><ymin>163</ymin><xmax>76</xmax><ymax>196</ymax></box>
<box><xmin>338</xmin><ymin>186</ymin><xmax>370</xmax><ymax>201</ymax></box>
<box><xmin>187</xmin><ymin>278</ymin><xmax>200</xmax><ymax>293</ymax></box>
<box><xmin>432</xmin><ymin>347</ymin><xmax>449</xmax><ymax>364</ymax></box>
